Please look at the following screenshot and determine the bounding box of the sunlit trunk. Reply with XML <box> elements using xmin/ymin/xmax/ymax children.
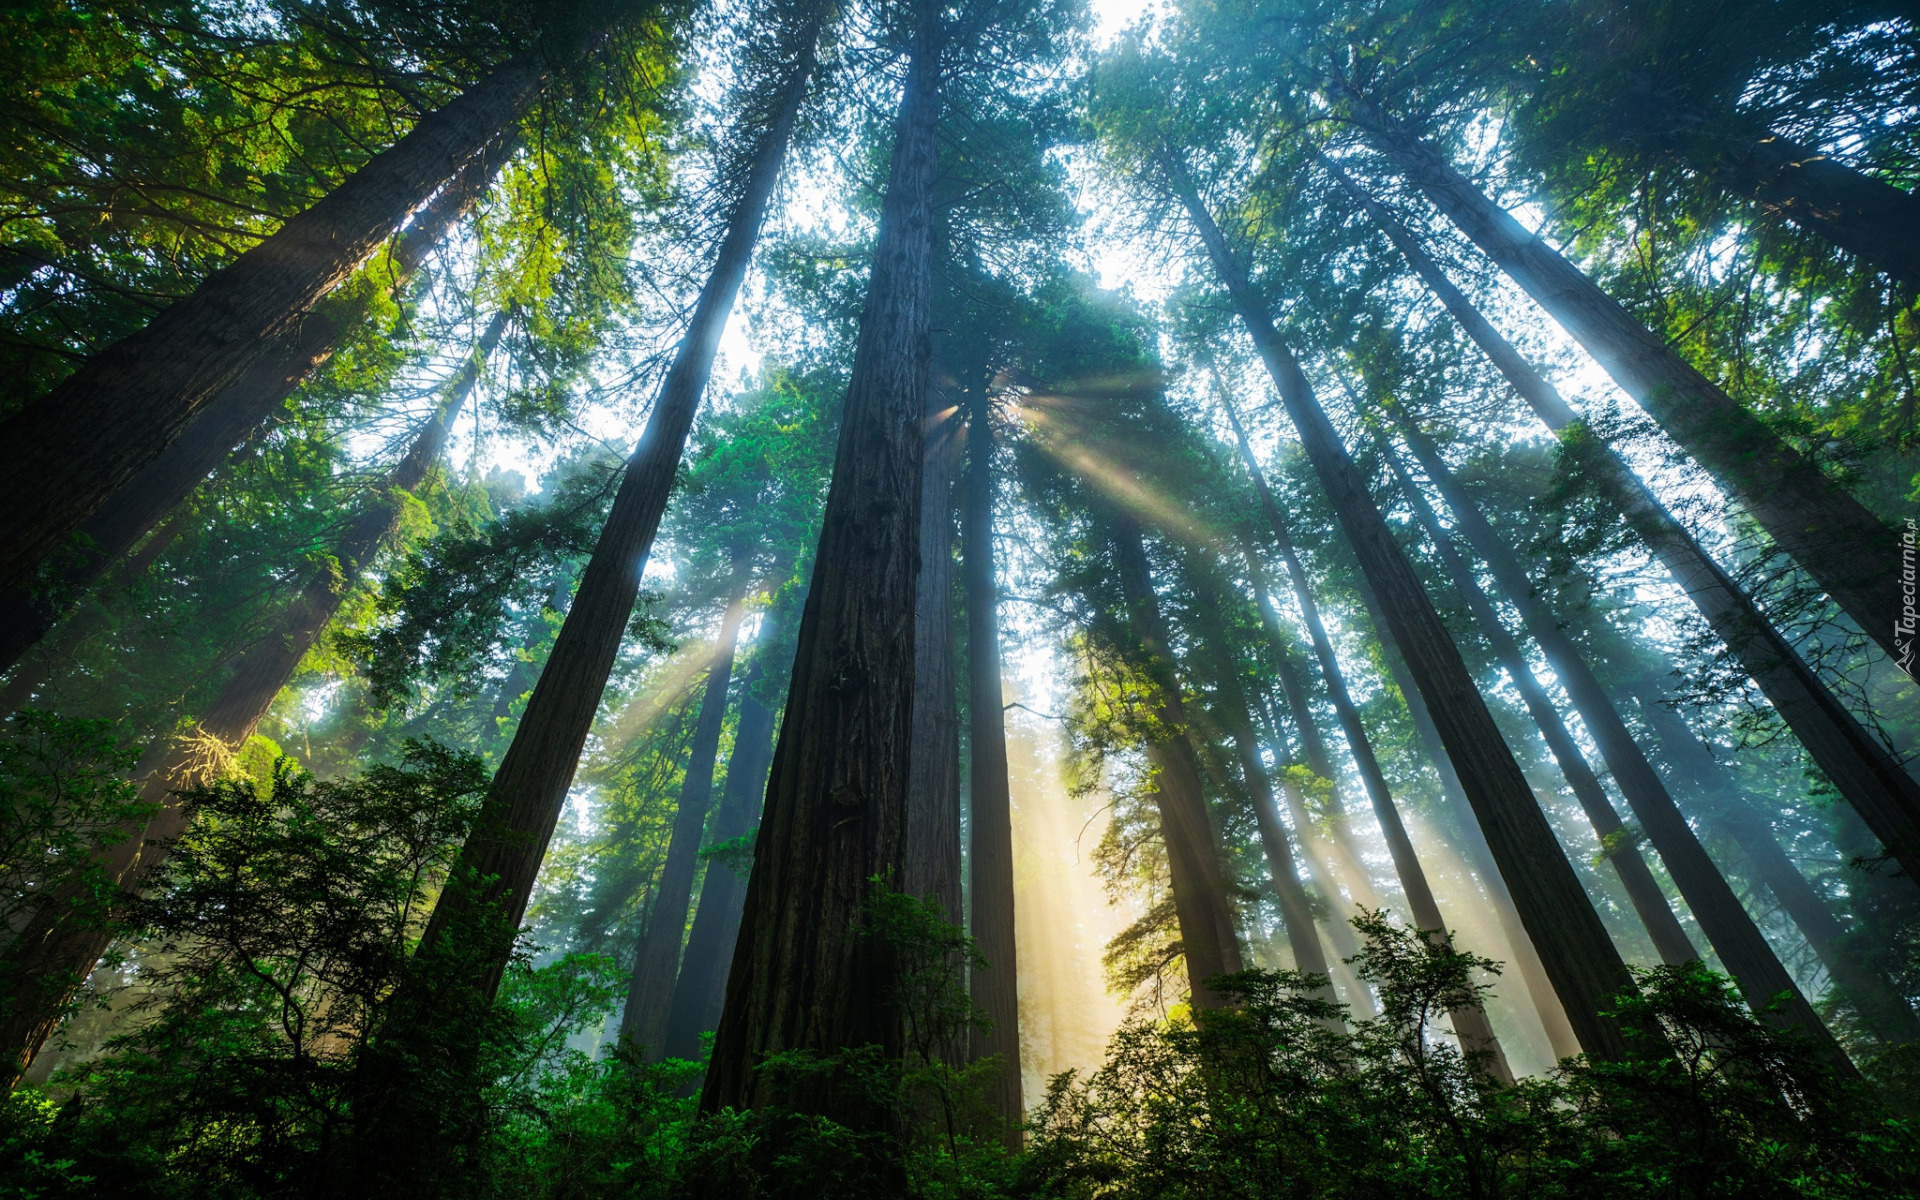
<box><xmin>906</xmin><ymin>388</ymin><xmax>962</xmax><ymax>923</ymax></box>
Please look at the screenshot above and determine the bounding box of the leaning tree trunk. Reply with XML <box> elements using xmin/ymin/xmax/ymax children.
<box><xmin>700</xmin><ymin>11</ymin><xmax>939</xmax><ymax>1124</ymax></box>
<box><xmin>1323</xmin><ymin>118</ymin><xmax>1900</xmax><ymax>662</ymax></box>
<box><xmin>0</xmin><ymin>313</ymin><xmax>504</xmax><ymax>1085</ymax></box>
<box><xmin>417</xmin><ymin>9</ymin><xmax>830</xmax><ymax>1000</ymax></box>
<box><xmin>1173</xmin><ymin>166</ymin><xmax>1634</xmax><ymax>1061</ymax></box>
<box><xmin>1387</xmin><ymin>418</ymin><xmax>1853</xmax><ymax>1070</ymax></box>
<box><xmin>1111</xmin><ymin>517</ymin><xmax>1245</xmax><ymax>1006</ymax></box>
<box><xmin>661</xmin><ymin>661</ymin><xmax>779</xmax><ymax>1063</ymax></box>
<box><xmin>0</xmin><ymin>52</ymin><xmax>554</xmax><ymax>595</ymax></box>
<box><xmin>1215</xmin><ymin>394</ymin><xmax>1511</xmax><ymax>1081</ymax></box>
<box><xmin>1328</xmin><ymin>157</ymin><xmax>1920</xmax><ymax>882</ymax></box>
<box><xmin>620</xmin><ymin>591</ymin><xmax>749</xmax><ymax>1055</ymax></box>
<box><xmin>963</xmin><ymin>387</ymin><xmax>1022</xmax><ymax>1134</ymax></box>
<box><xmin>906</xmin><ymin>387</ymin><xmax>962</xmax><ymax>923</ymax></box>
<box><xmin>0</xmin><ymin>146</ymin><xmax>509</xmax><ymax>679</ymax></box>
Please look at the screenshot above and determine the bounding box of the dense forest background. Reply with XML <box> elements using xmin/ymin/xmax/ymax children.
<box><xmin>1</xmin><ymin>0</ymin><xmax>1919</xmax><ymax>1196</ymax></box>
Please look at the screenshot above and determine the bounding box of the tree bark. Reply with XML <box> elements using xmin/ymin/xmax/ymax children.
<box><xmin>963</xmin><ymin>386</ymin><xmax>1023</xmax><ymax>1134</ymax></box>
<box><xmin>0</xmin><ymin>313</ymin><xmax>504</xmax><ymax>1084</ymax></box>
<box><xmin>1112</xmin><ymin>517</ymin><xmax>1245</xmax><ymax>1006</ymax></box>
<box><xmin>700</xmin><ymin>12</ymin><xmax>939</xmax><ymax>1122</ymax></box>
<box><xmin>1329</xmin><ymin>157</ymin><xmax>1920</xmax><ymax>881</ymax></box>
<box><xmin>1325</xmin><ymin>118</ymin><xmax>1900</xmax><ymax>661</ymax></box>
<box><xmin>0</xmin><ymin>54</ymin><xmax>551</xmax><ymax>594</ymax></box>
<box><xmin>417</xmin><ymin>10</ymin><xmax>829</xmax><ymax>1001</ymax></box>
<box><xmin>1173</xmin><ymin>168</ymin><xmax>1634</xmax><ymax>1061</ymax></box>
<box><xmin>0</xmin><ymin>147</ymin><xmax>508</xmax><ymax>678</ymax></box>
<box><xmin>620</xmin><ymin>591</ymin><xmax>749</xmax><ymax>1055</ymax></box>
<box><xmin>661</xmin><ymin>664</ymin><xmax>778</xmax><ymax>1063</ymax></box>
<box><xmin>1215</xmin><ymin>393</ymin><xmax>1511</xmax><ymax>1081</ymax></box>
<box><xmin>1388</xmin><ymin>419</ymin><xmax>1853</xmax><ymax>1070</ymax></box>
<box><xmin>906</xmin><ymin>390</ymin><xmax>962</xmax><ymax>923</ymax></box>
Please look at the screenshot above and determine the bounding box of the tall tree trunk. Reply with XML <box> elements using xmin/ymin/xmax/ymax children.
<box><xmin>1387</xmin><ymin>418</ymin><xmax>1853</xmax><ymax>1070</ymax></box>
<box><xmin>417</xmin><ymin>11</ymin><xmax>829</xmax><ymax>1000</ymax></box>
<box><xmin>701</xmin><ymin>11</ymin><xmax>939</xmax><ymax>1122</ymax></box>
<box><xmin>0</xmin><ymin>147</ymin><xmax>508</xmax><ymax>678</ymax></box>
<box><xmin>906</xmin><ymin>390</ymin><xmax>962</xmax><ymax>922</ymax></box>
<box><xmin>1214</xmin><ymin>394</ymin><xmax>1511</xmax><ymax>1081</ymax></box>
<box><xmin>620</xmin><ymin>591</ymin><xmax>749</xmax><ymax>1055</ymax></box>
<box><xmin>964</xmin><ymin>389</ymin><xmax>1022</xmax><ymax>1133</ymax></box>
<box><xmin>1173</xmin><ymin>167</ymin><xmax>1634</xmax><ymax>1060</ymax></box>
<box><xmin>661</xmin><ymin>665</ymin><xmax>778</xmax><ymax>1063</ymax></box>
<box><xmin>1111</xmin><ymin>518</ymin><xmax>1245</xmax><ymax>1005</ymax></box>
<box><xmin>0</xmin><ymin>53</ymin><xmax>554</xmax><ymax>594</ymax></box>
<box><xmin>1324</xmin><ymin>118</ymin><xmax>1899</xmax><ymax>660</ymax></box>
<box><xmin>0</xmin><ymin>313</ymin><xmax>504</xmax><ymax>1084</ymax></box>
<box><xmin>1328</xmin><ymin>157</ymin><xmax>1920</xmax><ymax>881</ymax></box>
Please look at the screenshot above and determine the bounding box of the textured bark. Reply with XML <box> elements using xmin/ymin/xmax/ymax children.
<box><xmin>418</xmin><ymin>13</ymin><xmax>828</xmax><ymax>999</ymax></box>
<box><xmin>1112</xmin><ymin>518</ymin><xmax>1245</xmax><ymax>1006</ymax></box>
<box><xmin>905</xmin><ymin>392</ymin><xmax>962</xmax><ymax>923</ymax></box>
<box><xmin>661</xmin><ymin>668</ymin><xmax>777</xmax><ymax>1063</ymax></box>
<box><xmin>0</xmin><ymin>56</ymin><xmax>552</xmax><ymax>594</ymax></box>
<box><xmin>0</xmin><ymin>147</ymin><xmax>507</xmax><ymax>678</ymax></box>
<box><xmin>1331</xmin><ymin>159</ymin><xmax>1920</xmax><ymax>881</ymax></box>
<box><xmin>1175</xmin><ymin>171</ymin><xmax>1633</xmax><ymax>1060</ymax></box>
<box><xmin>701</xmin><ymin>14</ymin><xmax>939</xmax><ymax>1120</ymax></box>
<box><xmin>620</xmin><ymin>594</ymin><xmax>748</xmax><ymax>1054</ymax></box>
<box><xmin>1390</xmin><ymin>421</ymin><xmax>1852</xmax><ymax>1070</ymax></box>
<box><xmin>1216</xmin><ymin>395</ymin><xmax>1510</xmax><ymax>1081</ymax></box>
<box><xmin>963</xmin><ymin>390</ymin><xmax>1021</xmax><ymax>1132</ymax></box>
<box><xmin>1327</xmin><ymin>122</ymin><xmax>1900</xmax><ymax>662</ymax></box>
<box><xmin>0</xmin><ymin>315</ymin><xmax>502</xmax><ymax>1084</ymax></box>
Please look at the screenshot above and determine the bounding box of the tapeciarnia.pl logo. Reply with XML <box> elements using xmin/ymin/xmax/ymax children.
<box><xmin>1901</xmin><ymin>517</ymin><xmax>1917</xmax><ymax>679</ymax></box>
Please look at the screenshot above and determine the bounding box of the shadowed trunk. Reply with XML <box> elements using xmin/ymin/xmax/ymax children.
<box><xmin>1173</xmin><ymin>167</ymin><xmax>1634</xmax><ymax>1061</ymax></box>
<box><xmin>1324</xmin><ymin>119</ymin><xmax>1899</xmax><ymax>662</ymax></box>
<box><xmin>964</xmin><ymin>386</ymin><xmax>1022</xmax><ymax>1134</ymax></box>
<box><xmin>0</xmin><ymin>313</ymin><xmax>504</xmax><ymax>1084</ymax></box>
<box><xmin>701</xmin><ymin>11</ymin><xmax>940</xmax><ymax>1123</ymax></box>
<box><xmin>621</xmin><ymin>591</ymin><xmax>749</xmax><ymax>1054</ymax></box>
<box><xmin>1329</xmin><ymin>157</ymin><xmax>1920</xmax><ymax>882</ymax></box>
<box><xmin>0</xmin><ymin>52</ymin><xmax>555</xmax><ymax>594</ymax></box>
<box><xmin>906</xmin><ymin>390</ymin><xmax>962</xmax><ymax>922</ymax></box>
<box><xmin>661</xmin><ymin>664</ymin><xmax>777</xmax><ymax>1063</ymax></box>
<box><xmin>417</xmin><ymin>10</ymin><xmax>829</xmax><ymax>999</ymax></box>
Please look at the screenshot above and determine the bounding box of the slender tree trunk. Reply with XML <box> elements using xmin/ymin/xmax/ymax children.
<box><xmin>701</xmin><ymin>12</ymin><xmax>939</xmax><ymax>1122</ymax></box>
<box><xmin>1214</xmin><ymin>395</ymin><xmax>1511</xmax><ymax>1081</ymax></box>
<box><xmin>1112</xmin><ymin>518</ymin><xmax>1244</xmax><ymax>1005</ymax></box>
<box><xmin>620</xmin><ymin>592</ymin><xmax>749</xmax><ymax>1054</ymax></box>
<box><xmin>1174</xmin><ymin>168</ymin><xmax>1634</xmax><ymax>1060</ymax></box>
<box><xmin>0</xmin><ymin>314</ymin><xmax>503</xmax><ymax>1084</ymax></box>
<box><xmin>0</xmin><ymin>147</ymin><xmax>508</xmax><ymax>678</ymax></box>
<box><xmin>964</xmin><ymin>389</ymin><xmax>1022</xmax><ymax>1133</ymax></box>
<box><xmin>1330</xmin><ymin>157</ymin><xmax>1920</xmax><ymax>881</ymax></box>
<box><xmin>906</xmin><ymin>391</ymin><xmax>962</xmax><ymax>922</ymax></box>
<box><xmin>1387</xmin><ymin>419</ymin><xmax>1853</xmax><ymax>1070</ymax></box>
<box><xmin>1323</xmin><ymin>122</ymin><xmax>1899</xmax><ymax>660</ymax></box>
<box><xmin>0</xmin><ymin>54</ymin><xmax>553</xmax><ymax>594</ymax></box>
<box><xmin>418</xmin><ymin>12</ymin><xmax>829</xmax><ymax>1000</ymax></box>
<box><xmin>661</xmin><ymin>666</ymin><xmax>777</xmax><ymax>1063</ymax></box>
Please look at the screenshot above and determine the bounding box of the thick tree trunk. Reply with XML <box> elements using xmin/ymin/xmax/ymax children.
<box><xmin>0</xmin><ymin>315</ymin><xmax>503</xmax><ymax>1084</ymax></box>
<box><xmin>0</xmin><ymin>56</ymin><xmax>551</xmax><ymax>594</ymax></box>
<box><xmin>417</xmin><ymin>12</ymin><xmax>828</xmax><ymax>1000</ymax></box>
<box><xmin>0</xmin><ymin>148</ymin><xmax>507</xmax><ymax>678</ymax></box>
<box><xmin>1174</xmin><ymin>171</ymin><xmax>1634</xmax><ymax>1060</ymax></box>
<box><xmin>906</xmin><ymin>391</ymin><xmax>962</xmax><ymax>923</ymax></box>
<box><xmin>963</xmin><ymin>390</ymin><xmax>1022</xmax><ymax>1133</ymax></box>
<box><xmin>1326</xmin><ymin>122</ymin><xmax>1900</xmax><ymax>661</ymax></box>
<box><xmin>700</xmin><ymin>13</ymin><xmax>939</xmax><ymax>1122</ymax></box>
<box><xmin>1112</xmin><ymin>518</ymin><xmax>1245</xmax><ymax>1005</ymax></box>
<box><xmin>1215</xmin><ymin>395</ymin><xmax>1511</xmax><ymax>1081</ymax></box>
<box><xmin>1388</xmin><ymin>420</ymin><xmax>1853</xmax><ymax>1070</ymax></box>
<box><xmin>661</xmin><ymin>666</ymin><xmax>777</xmax><ymax>1063</ymax></box>
<box><xmin>1331</xmin><ymin>159</ymin><xmax>1920</xmax><ymax>881</ymax></box>
<box><xmin>620</xmin><ymin>592</ymin><xmax>749</xmax><ymax>1054</ymax></box>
